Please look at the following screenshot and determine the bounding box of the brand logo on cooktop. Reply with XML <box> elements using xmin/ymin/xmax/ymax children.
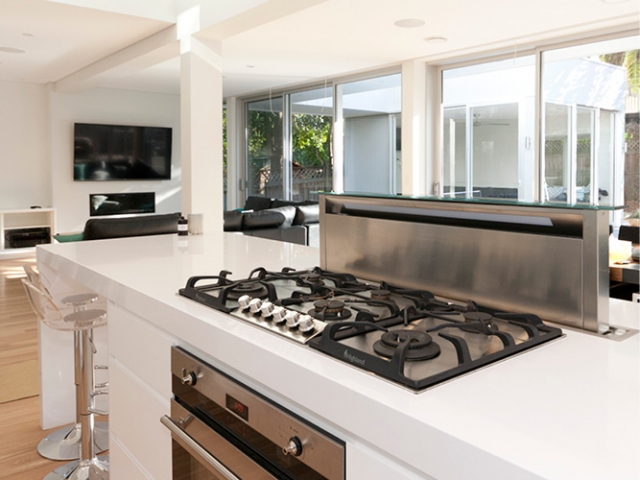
<box><xmin>344</xmin><ymin>349</ymin><xmax>365</xmax><ymax>366</ymax></box>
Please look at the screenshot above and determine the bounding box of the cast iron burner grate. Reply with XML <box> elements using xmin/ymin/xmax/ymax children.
<box><xmin>308</xmin><ymin>307</ymin><xmax>564</xmax><ymax>391</ymax></box>
<box><xmin>373</xmin><ymin>330</ymin><xmax>441</xmax><ymax>361</ymax></box>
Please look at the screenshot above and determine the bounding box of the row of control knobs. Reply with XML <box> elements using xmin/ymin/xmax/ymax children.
<box><xmin>237</xmin><ymin>295</ymin><xmax>316</xmax><ymax>334</ymax></box>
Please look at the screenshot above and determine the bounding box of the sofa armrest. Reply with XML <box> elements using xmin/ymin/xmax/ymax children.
<box><xmin>223</xmin><ymin>210</ymin><xmax>244</xmax><ymax>231</ymax></box>
<box><xmin>293</xmin><ymin>204</ymin><xmax>319</xmax><ymax>225</ymax></box>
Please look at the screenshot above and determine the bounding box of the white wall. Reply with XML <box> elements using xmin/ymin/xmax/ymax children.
<box><xmin>0</xmin><ymin>81</ymin><xmax>50</xmax><ymax>210</ymax></box>
<box><xmin>50</xmin><ymin>88</ymin><xmax>181</xmax><ymax>232</ymax></box>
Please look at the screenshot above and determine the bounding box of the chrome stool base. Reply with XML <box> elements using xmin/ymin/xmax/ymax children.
<box><xmin>43</xmin><ymin>455</ymin><xmax>109</xmax><ymax>480</ymax></box>
<box><xmin>37</xmin><ymin>422</ymin><xmax>109</xmax><ymax>461</ymax></box>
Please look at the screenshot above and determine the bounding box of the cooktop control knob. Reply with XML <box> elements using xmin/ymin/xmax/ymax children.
<box><xmin>248</xmin><ymin>298</ymin><xmax>263</xmax><ymax>314</ymax></box>
<box><xmin>285</xmin><ymin>311</ymin><xmax>300</xmax><ymax>328</ymax></box>
<box><xmin>238</xmin><ymin>295</ymin><xmax>252</xmax><ymax>310</ymax></box>
<box><xmin>297</xmin><ymin>314</ymin><xmax>315</xmax><ymax>334</ymax></box>
<box><xmin>260</xmin><ymin>301</ymin><xmax>275</xmax><ymax>317</ymax></box>
<box><xmin>283</xmin><ymin>436</ymin><xmax>303</xmax><ymax>457</ymax></box>
<box><xmin>272</xmin><ymin>306</ymin><xmax>286</xmax><ymax>324</ymax></box>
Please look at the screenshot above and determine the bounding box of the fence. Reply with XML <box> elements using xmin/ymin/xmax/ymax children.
<box><xmin>254</xmin><ymin>167</ymin><xmax>332</xmax><ymax>201</ymax></box>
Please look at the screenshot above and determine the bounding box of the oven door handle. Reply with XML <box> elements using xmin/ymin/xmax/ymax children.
<box><xmin>161</xmin><ymin>414</ymin><xmax>240</xmax><ymax>480</ymax></box>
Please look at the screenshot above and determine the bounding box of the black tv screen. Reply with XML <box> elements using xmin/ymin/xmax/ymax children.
<box><xmin>73</xmin><ymin>123</ymin><xmax>172</xmax><ymax>181</ymax></box>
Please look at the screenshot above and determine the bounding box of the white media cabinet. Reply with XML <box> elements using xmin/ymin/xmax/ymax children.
<box><xmin>0</xmin><ymin>208</ymin><xmax>55</xmax><ymax>258</ymax></box>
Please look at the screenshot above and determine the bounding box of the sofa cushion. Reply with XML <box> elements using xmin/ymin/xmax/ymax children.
<box><xmin>83</xmin><ymin>213</ymin><xmax>180</xmax><ymax>241</ymax></box>
<box><xmin>293</xmin><ymin>204</ymin><xmax>320</xmax><ymax>225</ymax></box>
<box><xmin>223</xmin><ymin>210</ymin><xmax>244</xmax><ymax>231</ymax></box>
<box><xmin>242</xmin><ymin>206</ymin><xmax>296</xmax><ymax>230</ymax></box>
<box><xmin>243</xmin><ymin>196</ymin><xmax>273</xmax><ymax>211</ymax></box>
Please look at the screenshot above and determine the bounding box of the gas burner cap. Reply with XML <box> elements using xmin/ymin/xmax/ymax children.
<box><xmin>228</xmin><ymin>282</ymin><xmax>269</xmax><ymax>300</ymax></box>
<box><xmin>302</xmin><ymin>273</ymin><xmax>323</xmax><ymax>284</ymax></box>
<box><xmin>373</xmin><ymin>330</ymin><xmax>440</xmax><ymax>361</ymax></box>
<box><xmin>313</xmin><ymin>299</ymin><xmax>345</xmax><ymax>312</ymax></box>
<box><xmin>309</xmin><ymin>299</ymin><xmax>352</xmax><ymax>321</ymax></box>
<box><xmin>461</xmin><ymin>311</ymin><xmax>498</xmax><ymax>333</ymax></box>
<box><xmin>370</xmin><ymin>289</ymin><xmax>391</xmax><ymax>300</ymax></box>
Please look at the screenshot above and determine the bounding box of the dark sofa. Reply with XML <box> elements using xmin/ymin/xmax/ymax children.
<box><xmin>223</xmin><ymin>196</ymin><xmax>320</xmax><ymax>247</ymax></box>
<box><xmin>54</xmin><ymin>213</ymin><xmax>180</xmax><ymax>242</ymax></box>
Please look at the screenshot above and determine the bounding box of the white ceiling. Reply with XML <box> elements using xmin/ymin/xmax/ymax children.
<box><xmin>0</xmin><ymin>0</ymin><xmax>638</xmax><ymax>98</ymax></box>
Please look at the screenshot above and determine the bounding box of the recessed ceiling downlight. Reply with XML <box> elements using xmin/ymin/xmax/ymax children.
<box><xmin>394</xmin><ymin>19</ymin><xmax>425</xmax><ymax>28</ymax></box>
<box><xmin>0</xmin><ymin>47</ymin><xmax>26</xmax><ymax>54</ymax></box>
<box><xmin>424</xmin><ymin>36</ymin><xmax>447</xmax><ymax>43</ymax></box>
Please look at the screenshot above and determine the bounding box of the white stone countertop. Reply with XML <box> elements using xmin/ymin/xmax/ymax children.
<box><xmin>37</xmin><ymin>232</ymin><xmax>640</xmax><ymax>480</ymax></box>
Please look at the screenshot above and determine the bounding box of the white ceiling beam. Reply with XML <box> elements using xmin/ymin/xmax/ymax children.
<box><xmin>46</xmin><ymin>0</ymin><xmax>176</xmax><ymax>23</ymax></box>
<box><xmin>196</xmin><ymin>0</ymin><xmax>330</xmax><ymax>41</ymax></box>
<box><xmin>53</xmin><ymin>25</ymin><xmax>179</xmax><ymax>93</ymax></box>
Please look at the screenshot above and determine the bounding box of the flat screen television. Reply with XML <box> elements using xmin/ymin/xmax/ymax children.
<box><xmin>73</xmin><ymin>123</ymin><xmax>172</xmax><ymax>181</ymax></box>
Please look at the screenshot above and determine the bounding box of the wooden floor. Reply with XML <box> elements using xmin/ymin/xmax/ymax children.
<box><xmin>0</xmin><ymin>255</ymin><xmax>68</xmax><ymax>478</ymax></box>
<box><xmin>0</xmin><ymin>256</ymin><xmax>39</xmax><ymax>403</ymax></box>
<box><xmin>0</xmin><ymin>396</ymin><xmax>62</xmax><ymax>479</ymax></box>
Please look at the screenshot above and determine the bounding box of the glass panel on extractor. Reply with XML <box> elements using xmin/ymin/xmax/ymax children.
<box><xmin>597</xmin><ymin>110</ymin><xmax>615</xmax><ymax>207</ymax></box>
<box><xmin>544</xmin><ymin>102</ymin><xmax>571</xmax><ymax>203</ymax></box>
<box><xmin>246</xmin><ymin>97</ymin><xmax>284</xmax><ymax>199</ymax></box>
<box><xmin>576</xmin><ymin>106</ymin><xmax>595</xmax><ymax>204</ymax></box>
<box><xmin>290</xmin><ymin>87</ymin><xmax>334</xmax><ymax>201</ymax></box>
<box><xmin>340</xmin><ymin>73</ymin><xmax>401</xmax><ymax>195</ymax></box>
<box><xmin>442</xmin><ymin>55</ymin><xmax>535</xmax><ymax>201</ymax></box>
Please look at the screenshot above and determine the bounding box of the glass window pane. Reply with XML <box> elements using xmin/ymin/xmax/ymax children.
<box><xmin>542</xmin><ymin>35</ymin><xmax>638</xmax><ymax>216</ymax></box>
<box><xmin>340</xmin><ymin>73</ymin><xmax>401</xmax><ymax>195</ymax></box>
<box><xmin>442</xmin><ymin>107</ymin><xmax>467</xmax><ymax>197</ymax></box>
<box><xmin>246</xmin><ymin>97</ymin><xmax>284</xmax><ymax>199</ymax></box>
<box><xmin>291</xmin><ymin>87</ymin><xmax>333</xmax><ymax>201</ymax></box>
<box><xmin>471</xmin><ymin>103</ymin><xmax>519</xmax><ymax>199</ymax></box>
<box><xmin>442</xmin><ymin>55</ymin><xmax>535</xmax><ymax>201</ymax></box>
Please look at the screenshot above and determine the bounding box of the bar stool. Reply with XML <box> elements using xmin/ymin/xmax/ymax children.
<box><xmin>22</xmin><ymin>279</ymin><xmax>109</xmax><ymax>480</ymax></box>
<box><xmin>22</xmin><ymin>266</ymin><xmax>109</xmax><ymax>461</ymax></box>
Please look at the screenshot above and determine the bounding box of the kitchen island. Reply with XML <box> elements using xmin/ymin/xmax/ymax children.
<box><xmin>36</xmin><ymin>232</ymin><xmax>640</xmax><ymax>480</ymax></box>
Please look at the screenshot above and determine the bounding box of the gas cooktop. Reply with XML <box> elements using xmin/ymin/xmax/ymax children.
<box><xmin>179</xmin><ymin>267</ymin><xmax>564</xmax><ymax>391</ymax></box>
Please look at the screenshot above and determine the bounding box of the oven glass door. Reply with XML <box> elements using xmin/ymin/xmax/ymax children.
<box><xmin>162</xmin><ymin>399</ymin><xmax>279</xmax><ymax>480</ymax></box>
<box><xmin>172</xmin><ymin>440</ymin><xmax>226</xmax><ymax>480</ymax></box>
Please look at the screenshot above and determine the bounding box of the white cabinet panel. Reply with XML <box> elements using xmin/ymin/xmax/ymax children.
<box><xmin>109</xmin><ymin>436</ymin><xmax>154</xmax><ymax>480</ymax></box>
<box><xmin>108</xmin><ymin>302</ymin><xmax>173</xmax><ymax>399</ymax></box>
<box><xmin>109</xmin><ymin>359</ymin><xmax>171</xmax><ymax>480</ymax></box>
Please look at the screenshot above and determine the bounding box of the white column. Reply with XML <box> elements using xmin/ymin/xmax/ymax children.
<box><xmin>180</xmin><ymin>36</ymin><xmax>224</xmax><ymax>231</ymax></box>
<box><xmin>401</xmin><ymin>60</ymin><xmax>428</xmax><ymax>196</ymax></box>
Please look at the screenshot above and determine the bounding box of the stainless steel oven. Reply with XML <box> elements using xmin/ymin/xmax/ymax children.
<box><xmin>161</xmin><ymin>346</ymin><xmax>345</xmax><ymax>480</ymax></box>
